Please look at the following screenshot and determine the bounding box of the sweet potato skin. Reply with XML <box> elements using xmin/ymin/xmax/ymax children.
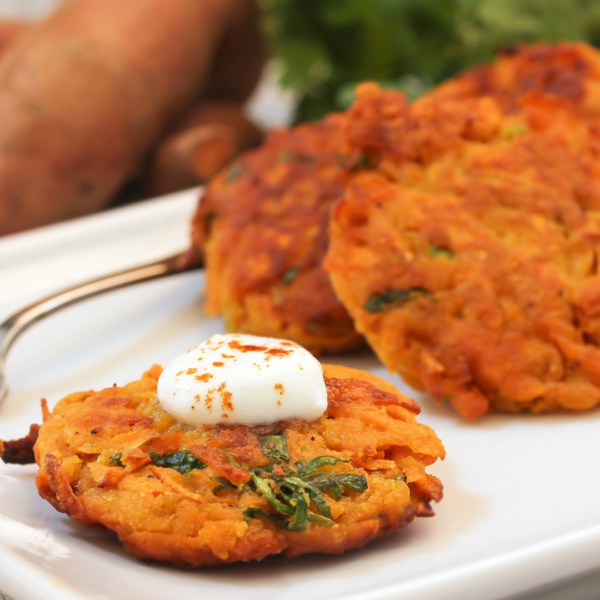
<box><xmin>0</xmin><ymin>0</ymin><xmax>263</xmax><ymax>235</ymax></box>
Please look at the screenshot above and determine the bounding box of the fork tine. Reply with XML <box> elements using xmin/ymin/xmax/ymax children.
<box><xmin>0</xmin><ymin>250</ymin><xmax>203</xmax><ymax>406</ymax></box>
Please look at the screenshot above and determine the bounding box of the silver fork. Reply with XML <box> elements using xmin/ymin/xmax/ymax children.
<box><xmin>0</xmin><ymin>250</ymin><xmax>203</xmax><ymax>405</ymax></box>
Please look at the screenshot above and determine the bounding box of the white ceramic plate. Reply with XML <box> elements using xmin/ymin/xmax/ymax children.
<box><xmin>2</xmin><ymin>189</ymin><xmax>600</xmax><ymax>600</ymax></box>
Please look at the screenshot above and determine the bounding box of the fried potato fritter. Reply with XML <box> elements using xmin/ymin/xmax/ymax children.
<box><xmin>34</xmin><ymin>365</ymin><xmax>444</xmax><ymax>566</ymax></box>
<box><xmin>190</xmin><ymin>114</ymin><xmax>364</xmax><ymax>354</ymax></box>
<box><xmin>326</xmin><ymin>43</ymin><xmax>600</xmax><ymax>419</ymax></box>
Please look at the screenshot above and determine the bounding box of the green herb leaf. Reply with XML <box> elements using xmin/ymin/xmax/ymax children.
<box><xmin>295</xmin><ymin>456</ymin><xmax>346</xmax><ymax>475</ymax></box>
<box><xmin>224</xmin><ymin>163</ymin><xmax>244</xmax><ymax>183</ymax></box>
<box><xmin>305</xmin><ymin>472</ymin><xmax>343</xmax><ymax>499</ymax></box>
<box><xmin>427</xmin><ymin>245</ymin><xmax>453</xmax><ymax>259</ymax></box>
<box><xmin>245</xmin><ymin>434</ymin><xmax>368</xmax><ymax>532</ymax></box>
<box><xmin>287</xmin><ymin>490</ymin><xmax>310</xmax><ymax>531</ymax></box>
<box><xmin>307</xmin><ymin>513</ymin><xmax>335</xmax><ymax>527</ymax></box>
<box><xmin>279</xmin><ymin>474</ymin><xmax>332</xmax><ymax>518</ymax></box>
<box><xmin>210</xmin><ymin>477</ymin><xmax>237</xmax><ymax>495</ymax></box>
<box><xmin>337</xmin><ymin>153</ymin><xmax>371</xmax><ymax>171</ymax></box>
<box><xmin>228</xmin><ymin>455</ymin><xmax>243</xmax><ymax>469</ymax></box>
<box><xmin>251</xmin><ymin>473</ymin><xmax>294</xmax><ymax>515</ymax></box>
<box><xmin>243</xmin><ymin>507</ymin><xmax>292</xmax><ymax>530</ymax></box>
<box><xmin>283</xmin><ymin>267</ymin><xmax>300</xmax><ymax>285</ymax></box>
<box><xmin>364</xmin><ymin>287</ymin><xmax>431</xmax><ymax>313</ymax></box>
<box><xmin>336</xmin><ymin>473</ymin><xmax>368</xmax><ymax>493</ymax></box>
<box><xmin>202</xmin><ymin>210</ymin><xmax>216</xmax><ymax>237</ymax></box>
<box><xmin>148</xmin><ymin>450</ymin><xmax>207</xmax><ymax>474</ymax></box>
<box><xmin>108</xmin><ymin>453</ymin><xmax>123</xmax><ymax>467</ymax></box>
<box><xmin>259</xmin><ymin>433</ymin><xmax>290</xmax><ymax>464</ymax></box>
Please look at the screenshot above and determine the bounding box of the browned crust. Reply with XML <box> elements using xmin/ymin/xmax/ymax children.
<box><xmin>189</xmin><ymin>114</ymin><xmax>364</xmax><ymax>354</ymax></box>
<box><xmin>40</xmin><ymin>454</ymin><xmax>94</xmax><ymax>525</ymax></box>
<box><xmin>0</xmin><ymin>423</ymin><xmax>39</xmax><ymax>464</ymax></box>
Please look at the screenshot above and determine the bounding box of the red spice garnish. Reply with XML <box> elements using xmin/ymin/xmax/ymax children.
<box><xmin>213</xmin><ymin>362</ymin><xmax>224</xmax><ymax>367</ymax></box>
<box><xmin>274</xmin><ymin>383</ymin><xmax>284</xmax><ymax>395</ymax></box>
<box><xmin>266</xmin><ymin>347</ymin><xmax>292</xmax><ymax>357</ymax></box>
<box><xmin>195</xmin><ymin>373</ymin><xmax>213</xmax><ymax>382</ymax></box>
<box><xmin>228</xmin><ymin>340</ymin><xmax>267</xmax><ymax>353</ymax></box>
<box><xmin>186</xmin><ymin>368</ymin><xmax>197</xmax><ymax>375</ymax></box>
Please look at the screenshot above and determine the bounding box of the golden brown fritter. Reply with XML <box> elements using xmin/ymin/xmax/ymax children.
<box><xmin>34</xmin><ymin>364</ymin><xmax>444</xmax><ymax>567</ymax></box>
<box><xmin>190</xmin><ymin>114</ymin><xmax>364</xmax><ymax>354</ymax></box>
<box><xmin>326</xmin><ymin>43</ymin><xmax>600</xmax><ymax>419</ymax></box>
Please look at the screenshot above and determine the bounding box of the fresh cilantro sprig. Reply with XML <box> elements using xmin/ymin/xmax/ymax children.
<box><xmin>242</xmin><ymin>432</ymin><xmax>368</xmax><ymax>531</ymax></box>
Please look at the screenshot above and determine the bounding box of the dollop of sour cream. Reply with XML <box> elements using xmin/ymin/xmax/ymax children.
<box><xmin>157</xmin><ymin>334</ymin><xmax>327</xmax><ymax>426</ymax></box>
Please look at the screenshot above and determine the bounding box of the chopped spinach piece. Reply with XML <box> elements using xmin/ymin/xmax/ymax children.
<box><xmin>148</xmin><ymin>450</ymin><xmax>207</xmax><ymax>474</ymax></box>
<box><xmin>295</xmin><ymin>456</ymin><xmax>346</xmax><ymax>475</ymax></box>
<box><xmin>338</xmin><ymin>153</ymin><xmax>371</xmax><ymax>171</ymax></box>
<box><xmin>243</xmin><ymin>507</ymin><xmax>292</xmax><ymax>530</ymax></box>
<box><xmin>210</xmin><ymin>477</ymin><xmax>237</xmax><ymax>495</ymax></box>
<box><xmin>202</xmin><ymin>210</ymin><xmax>216</xmax><ymax>237</ymax></box>
<box><xmin>427</xmin><ymin>245</ymin><xmax>453</xmax><ymax>259</ymax></box>
<box><xmin>251</xmin><ymin>473</ymin><xmax>294</xmax><ymax>515</ymax></box>
<box><xmin>225</xmin><ymin>163</ymin><xmax>244</xmax><ymax>183</ymax></box>
<box><xmin>243</xmin><ymin>432</ymin><xmax>367</xmax><ymax>531</ymax></box>
<box><xmin>283</xmin><ymin>267</ymin><xmax>300</xmax><ymax>285</ymax></box>
<box><xmin>259</xmin><ymin>433</ymin><xmax>290</xmax><ymax>463</ymax></box>
<box><xmin>364</xmin><ymin>287</ymin><xmax>431</xmax><ymax>313</ymax></box>
<box><xmin>108</xmin><ymin>453</ymin><xmax>123</xmax><ymax>467</ymax></box>
<box><xmin>336</xmin><ymin>474</ymin><xmax>368</xmax><ymax>493</ymax></box>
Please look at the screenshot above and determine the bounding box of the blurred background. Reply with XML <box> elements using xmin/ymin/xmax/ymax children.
<box><xmin>1</xmin><ymin>0</ymin><xmax>599</xmax><ymax>235</ymax></box>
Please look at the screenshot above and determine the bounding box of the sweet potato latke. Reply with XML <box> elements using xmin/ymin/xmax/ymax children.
<box><xmin>326</xmin><ymin>43</ymin><xmax>600</xmax><ymax>419</ymax></box>
<box><xmin>30</xmin><ymin>364</ymin><xmax>443</xmax><ymax>566</ymax></box>
<box><xmin>190</xmin><ymin>114</ymin><xmax>364</xmax><ymax>354</ymax></box>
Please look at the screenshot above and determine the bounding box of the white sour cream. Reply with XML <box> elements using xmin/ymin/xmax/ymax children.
<box><xmin>157</xmin><ymin>334</ymin><xmax>327</xmax><ymax>426</ymax></box>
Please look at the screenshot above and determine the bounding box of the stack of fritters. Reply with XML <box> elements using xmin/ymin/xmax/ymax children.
<box><xmin>33</xmin><ymin>365</ymin><xmax>444</xmax><ymax>566</ymax></box>
<box><xmin>191</xmin><ymin>114</ymin><xmax>364</xmax><ymax>354</ymax></box>
<box><xmin>325</xmin><ymin>43</ymin><xmax>600</xmax><ymax>418</ymax></box>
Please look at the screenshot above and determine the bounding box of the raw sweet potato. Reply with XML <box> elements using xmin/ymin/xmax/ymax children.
<box><xmin>0</xmin><ymin>0</ymin><xmax>264</xmax><ymax>235</ymax></box>
<box><xmin>144</xmin><ymin>101</ymin><xmax>263</xmax><ymax>196</ymax></box>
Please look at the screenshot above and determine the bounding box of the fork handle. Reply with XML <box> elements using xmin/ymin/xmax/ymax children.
<box><xmin>0</xmin><ymin>249</ymin><xmax>203</xmax><ymax>402</ymax></box>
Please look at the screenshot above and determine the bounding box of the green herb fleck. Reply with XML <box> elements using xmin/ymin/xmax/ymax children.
<box><xmin>108</xmin><ymin>453</ymin><xmax>123</xmax><ymax>467</ymax></box>
<box><xmin>501</xmin><ymin>121</ymin><xmax>528</xmax><ymax>139</ymax></box>
<box><xmin>427</xmin><ymin>245</ymin><xmax>453</xmax><ymax>259</ymax></box>
<box><xmin>338</xmin><ymin>153</ymin><xmax>371</xmax><ymax>171</ymax></box>
<box><xmin>283</xmin><ymin>267</ymin><xmax>300</xmax><ymax>286</ymax></box>
<box><xmin>259</xmin><ymin>433</ymin><xmax>290</xmax><ymax>464</ymax></box>
<box><xmin>335</xmin><ymin>474</ymin><xmax>369</xmax><ymax>493</ymax></box>
<box><xmin>243</xmin><ymin>507</ymin><xmax>292</xmax><ymax>530</ymax></box>
<box><xmin>210</xmin><ymin>477</ymin><xmax>237</xmax><ymax>495</ymax></box>
<box><xmin>364</xmin><ymin>287</ymin><xmax>431</xmax><ymax>313</ymax></box>
<box><xmin>295</xmin><ymin>456</ymin><xmax>346</xmax><ymax>475</ymax></box>
<box><xmin>395</xmin><ymin>474</ymin><xmax>407</xmax><ymax>483</ymax></box>
<box><xmin>202</xmin><ymin>210</ymin><xmax>216</xmax><ymax>237</ymax></box>
<box><xmin>244</xmin><ymin>432</ymin><xmax>367</xmax><ymax>531</ymax></box>
<box><xmin>148</xmin><ymin>450</ymin><xmax>207</xmax><ymax>475</ymax></box>
<box><xmin>225</xmin><ymin>163</ymin><xmax>244</xmax><ymax>183</ymax></box>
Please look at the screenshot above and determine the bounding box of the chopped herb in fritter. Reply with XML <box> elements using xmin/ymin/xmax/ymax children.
<box><xmin>148</xmin><ymin>450</ymin><xmax>207</xmax><ymax>474</ymax></box>
<box><xmin>364</xmin><ymin>287</ymin><xmax>432</xmax><ymax>313</ymax></box>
